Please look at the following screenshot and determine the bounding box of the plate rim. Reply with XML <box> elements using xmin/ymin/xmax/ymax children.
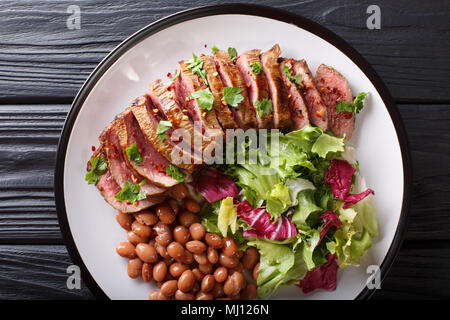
<box><xmin>54</xmin><ymin>3</ymin><xmax>412</xmax><ymax>300</ymax></box>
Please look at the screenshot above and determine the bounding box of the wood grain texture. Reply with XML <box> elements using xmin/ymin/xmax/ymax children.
<box><xmin>0</xmin><ymin>0</ymin><xmax>449</xmax><ymax>102</ymax></box>
<box><xmin>0</xmin><ymin>245</ymin><xmax>94</xmax><ymax>299</ymax></box>
<box><xmin>1</xmin><ymin>104</ymin><xmax>448</xmax><ymax>242</ymax></box>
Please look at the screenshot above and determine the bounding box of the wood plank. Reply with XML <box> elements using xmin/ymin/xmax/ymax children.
<box><xmin>0</xmin><ymin>104</ymin><xmax>449</xmax><ymax>241</ymax></box>
<box><xmin>0</xmin><ymin>244</ymin><xmax>94</xmax><ymax>299</ymax></box>
<box><xmin>0</xmin><ymin>0</ymin><xmax>449</xmax><ymax>102</ymax></box>
<box><xmin>1</xmin><ymin>242</ymin><xmax>448</xmax><ymax>299</ymax></box>
<box><xmin>372</xmin><ymin>240</ymin><xmax>450</xmax><ymax>299</ymax></box>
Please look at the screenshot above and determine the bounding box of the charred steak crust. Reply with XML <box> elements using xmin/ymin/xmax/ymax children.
<box><xmin>115</xmin><ymin>109</ymin><xmax>181</xmax><ymax>188</ymax></box>
<box><xmin>260</xmin><ymin>44</ymin><xmax>292</xmax><ymax>131</ymax></box>
<box><xmin>279</xmin><ymin>58</ymin><xmax>310</xmax><ymax>130</ymax></box>
<box><xmin>214</xmin><ymin>50</ymin><xmax>258</xmax><ymax>130</ymax></box>
<box><xmin>315</xmin><ymin>64</ymin><xmax>354</xmax><ymax>139</ymax></box>
<box><xmin>130</xmin><ymin>95</ymin><xmax>200</xmax><ymax>171</ymax></box>
<box><xmin>235</xmin><ymin>49</ymin><xmax>273</xmax><ymax>129</ymax></box>
<box><xmin>201</xmin><ymin>55</ymin><xmax>238</xmax><ymax>129</ymax></box>
<box><xmin>291</xmin><ymin>59</ymin><xmax>328</xmax><ymax>131</ymax></box>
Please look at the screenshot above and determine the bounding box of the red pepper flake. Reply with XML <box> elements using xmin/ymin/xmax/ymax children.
<box><xmin>167</xmin><ymin>72</ymin><xmax>172</xmax><ymax>78</ymax></box>
<box><xmin>91</xmin><ymin>145</ymin><xmax>96</xmax><ymax>151</ymax></box>
<box><xmin>316</xmin><ymin>108</ymin><xmax>324</xmax><ymax>118</ymax></box>
<box><xmin>204</xmin><ymin>44</ymin><xmax>207</xmax><ymax>48</ymax></box>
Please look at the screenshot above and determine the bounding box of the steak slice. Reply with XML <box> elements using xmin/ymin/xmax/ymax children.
<box><xmin>315</xmin><ymin>64</ymin><xmax>354</xmax><ymax>139</ymax></box>
<box><xmin>101</xmin><ymin>121</ymin><xmax>166</xmax><ymax>197</ymax></box>
<box><xmin>115</xmin><ymin>108</ymin><xmax>181</xmax><ymax>188</ymax></box>
<box><xmin>279</xmin><ymin>58</ymin><xmax>310</xmax><ymax>130</ymax></box>
<box><xmin>214</xmin><ymin>50</ymin><xmax>257</xmax><ymax>130</ymax></box>
<box><xmin>201</xmin><ymin>55</ymin><xmax>238</xmax><ymax>129</ymax></box>
<box><xmin>130</xmin><ymin>95</ymin><xmax>200</xmax><ymax>171</ymax></box>
<box><xmin>149</xmin><ymin>79</ymin><xmax>199</xmax><ymax>148</ymax></box>
<box><xmin>260</xmin><ymin>44</ymin><xmax>292</xmax><ymax>131</ymax></box>
<box><xmin>292</xmin><ymin>59</ymin><xmax>328</xmax><ymax>131</ymax></box>
<box><xmin>173</xmin><ymin>61</ymin><xmax>223</xmax><ymax>140</ymax></box>
<box><xmin>236</xmin><ymin>49</ymin><xmax>273</xmax><ymax>129</ymax></box>
<box><xmin>89</xmin><ymin>148</ymin><xmax>164</xmax><ymax>213</ymax></box>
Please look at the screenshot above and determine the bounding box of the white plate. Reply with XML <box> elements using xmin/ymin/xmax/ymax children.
<box><xmin>55</xmin><ymin>5</ymin><xmax>411</xmax><ymax>300</ymax></box>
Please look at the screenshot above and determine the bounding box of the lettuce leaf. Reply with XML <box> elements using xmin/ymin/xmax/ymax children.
<box><xmin>291</xmin><ymin>189</ymin><xmax>322</xmax><ymax>230</ymax></box>
<box><xmin>248</xmin><ymin>238</ymin><xmax>308</xmax><ymax>299</ymax></box>
<box><xmin>312</xmin><ymin>133</ymin><xmax>345</xmax><ymax>158</ymax></box>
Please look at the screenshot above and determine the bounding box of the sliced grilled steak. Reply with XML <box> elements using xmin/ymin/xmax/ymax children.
<box><xmin>260</xmin><ymin>44</ymin><xmax>291</xmax><ymax>131</ymax></box>
<box><xmin>130</xmin><ymin>95</ymin><xmax>200</xmax><ymax>171</ymax></box>
<box><xmin>291</xmin><ymin>59</ymin><xmax>328</xmax><ymax>131</ymax></box>
<box><xmin>149</xmin><ymin>79</ymin><xmax>198</xmax><ymax>148</ymax></box>
<box><xmin>201</xmin><ymin>55</ymin><xmax>238</xmax><ymax>129</ymax></box>
<box><xmin>173</xmin><ymin>61</ymin><xmax>223</xmax><ymax>140</ymax></box>
<box><xmin>101</xmin><ymin>121</ymin><xmax>166</xmax><ymax>197</ymax></box>
<box><xmin>214</xmin><ymin>50</ymin><xmax>257</xmax><ymax>130</ymax></box>
<box><xmin>115</xmin><ymin>108</ymin><xmax>181</xmax><ymax>188</ymax></box>
<box><xmin>89</xmin><ymin>147</ymin><xmax>164</xmax><ymax>213</ymax></box>
<box><xmin>315</xmin><ymin>64</ymin><xmax>354</xmax><ymax>139</ymax></box>
<box><xmin>279</xmin><ymin>58</ymin><xmax>310</xmax><ymax>130</ymax></box>
<box><xmin>236</xmin><ymin>49</ymin><xmax>273</xmax><ymax>129</ymax></box>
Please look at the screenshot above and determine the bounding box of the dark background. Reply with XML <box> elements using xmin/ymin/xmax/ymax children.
<box><xmin>0</xmin><ymin>0</ymin><xmax>449</xmax><ymax>300</ymax></box>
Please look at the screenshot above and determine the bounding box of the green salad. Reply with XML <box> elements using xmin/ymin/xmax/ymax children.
<box><xmin>193</xmin><ymin>126</ymin><xmax>377</xmax><ymax>299</ymax></box>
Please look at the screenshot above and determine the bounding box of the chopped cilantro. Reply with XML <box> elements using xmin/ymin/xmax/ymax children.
<box><xmin>336</xmin><ymin>92</ymin><xmax>369</xmax><ymax>114</ymax></box>
<box><xmin>126</xmin><ymin>143</ymin><xmax>142</xmax><ymax>165</ymax></box>
<box><xmin>114</xmin><ymin>180</ymin><xmax>147</xmax><ymax>203</ymax></box>
<box><xmin>222</xmin><ymin>87</ymin><xmax>244</xmax><ymax>107</ymax></box>
<box><xmin>170</xmin><ymin>69</ymin><xmax>181</xmax><ymax>83</ymax></box>
<box><xmin>227</xmin><ymin>47</ymin><xmax>237</xmax><ymax>63</ymax></box>
<box><xmin>282</xmin><ymin>65</ymin><xmax>303</xmax><ymax>87</ymax></box>
<box><xmin>166</xmin><ymin>164</ymin><xmax>186</xmax><ymax>182</ymax></box>
<box><xmin>254</xmin><ymin>98</ymin><xmax>273</xmax><ymax>116</ymax></box>
<box><xmin>85</xmin><ymin>155</ymin><xmax>107</xmax><ymax>185</ymax></box>
<box><xmin>156</xmin><ymin>120</ymin><xmax>172</xmax><ymax>141</ymax></box>
<box><xmin>190</xmin><ymin>88</ymin><xmax>214</xmax><ymax>111</ymax></box>
<box><xmin>211</xmin><ymin>45</ymin><xmax>220</xmax><ymax>55</ymax></box>
<box><xmin>250</xmin><ymin>61</ymin><xmax>263</xmax><ymax>75</ymax></box>
<box><xmin>186</xmin><ymin>53</ymin><xmax>208</xmax><ymax>86</ymax></box>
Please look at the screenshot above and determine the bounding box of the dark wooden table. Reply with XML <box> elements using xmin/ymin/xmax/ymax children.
<box><xmin>1</xmin><ymin>0</ymin><xmax>449</xmax><ymax>300</ymax></box>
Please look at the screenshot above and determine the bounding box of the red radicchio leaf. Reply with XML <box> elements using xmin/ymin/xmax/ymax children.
<box><xmin>192</xmin><ymin>167</ymin><xmax>238</xmax><ymax>203</ymax></box>
<box><xmin>324</xmin><ymin>159</ymin><xmax>355</xmax><ymax>200</ymax></box>
<box><xmin>342</xmin><ymin>188</ymin><xmax>375</xmax><ymax>209</ymax></box>
<box><xmin>297</xmin><ymin>253</ymin><xmax>338</xmax><ymax>293</ymax></box>
<box><xmin>318</xmin><ymin>211</ymin><xmax>342</xmax><ymax>247</ymax></box>
<box><xmin>325</xmin><ymin>159</ymin><xmax>375</xmax><ymax>209</ymax></box>
<box><xmin>237</xmin><ymin>200</ymin><xmax>297</xmax><ymax>241</ymax></box>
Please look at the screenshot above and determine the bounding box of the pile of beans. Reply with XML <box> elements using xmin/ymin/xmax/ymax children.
<box><xmin>115</xmin><ymin>183</ymin><xmax>260</xmax><ymax>300</ymax></box>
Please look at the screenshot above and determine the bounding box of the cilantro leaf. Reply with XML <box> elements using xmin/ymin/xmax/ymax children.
<box><xmin>85</xmin><ymin>155</ymin><xmax>107</xmax><ymax>185</ymax></box>
<box><xmin>186</xmin><ymin>53</ymin><xmax>208</xmax><ymax>86</ymax></box>
<box><xmin>222</xmin><ymin>87</ymin><xmax>244</xmax><ymax>107</ymax></box>
<box><xmin>227</xmin><ymin>47</ymin><xmax>237</xmax><ymax>63</ymax></box>
<box><xmin>156</xmin><ymin>120</ymin><xmax>172</xmax><ymax>141</ymax></box>
<box><xmin>254</xmin><ymin>98</ymin><xmax>273</xmax><ymax>116</ymax></box>
<box><xmin>353</xmin><ymin>92</ymin><xmax>369</xmax><ymax>113</ymax></box>
<box><xmin>211</xmin><ymin>45</ymin><xmax>219</xmax><ymax>55</ymax></box>
<box><xmin>335</xmin><ymin>101</ymin><xmax>354</xmax><ymax>113</ymax></box>
<box><xmin>166</xmin><ymin>164</ymin><xmax>186</xmax><ymax>182</ymax></box>
<box><xmin>250</xmin><ymin>61</ymin><xmax>263</xmax><ymax>75</ymax></box>
<box><xmin>190</xmin><ymin>88</ymin><xmax>214</xmax><ymax>111</ymax></box>
<box><xmin>114</xmin><ymin>180</ymin><xmax>147</xmax><ymax>203</ymax></box>
<box><xmin>282</xmin><ymin>65</ymin><xmax>304</xmax><ymax>87</ymax></box>
<box><xmin>126</xmin><ymin>143</ymin><xmax>142</xmax><ymax>165</ymax></box>
<box><xmin>170</xmin><ymin>69</ymin><xmax>180</xmax><ymax>83</ymax></box>
<box><xmin>336</xmin><ymin>92</ymin><xmax>369</xmax><ymax>114</ymax></box>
